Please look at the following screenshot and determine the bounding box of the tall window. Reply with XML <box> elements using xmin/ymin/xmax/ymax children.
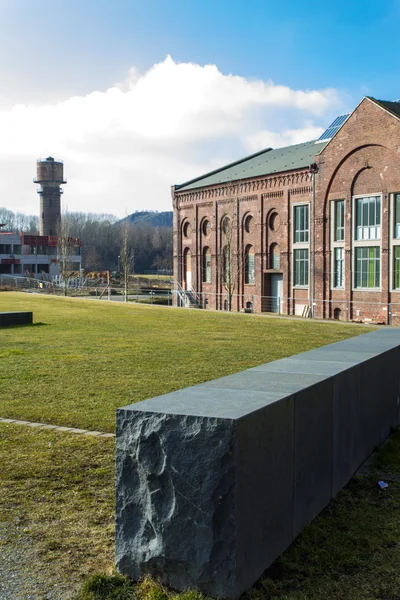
<box><xmin>294</xmin><ymin>249</ymin><xmax>309</xmax><ymax>286</ymax></box>
<box><xmin>245</xmin><ymin>245</ymin><xmax>255</xmax><ymax>284</ymax></box>
<box><xmin>394</xmin><ymin>194</ymin><xmax>400</xmax><ymax>238</ymax></box>
<box><xmin>202</xmin><ymin>247</ymin><xmax>211</xmax><ymax>283</ymax></box>
<box><xmin>355</xmin><ymin>247</ymin><xmax>380</xmax><ymax>288</ymax></box>
<box><xmin>334</xmin><ymin>200</ymin><xmax>345</xmax><ymax>241</ymax></box>
<box><xmin>294</xmin><ymin>205</ymin><xmax>309</xmax><ymax>243</ymax></box>
<box><xmin>293</xmin><ymin>204</ymin><xmax>309</xmax><ymax>287</ymax></box>
<box><xmin>356</xmin><ymin>196</ymin><xmax>381</xmax><ymax>240</ymax></box>
<box><xmin>394</xmin><ymin>246</ymin><xmax>400</xmax><ymax>289</ymax></box>
<box><xmin>334</xmin><ymin>247</ymin><xmax>344</xmax><ymax>288</ymax></box>
<box><xmin>270</xmin><ymin>243</ymin><xmax>280</xmax><ymax>269</ymax></box>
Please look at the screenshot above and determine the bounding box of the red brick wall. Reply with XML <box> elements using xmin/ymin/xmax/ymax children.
<box><xmin>174</xmin><ymin>97</ymin><xmax>400</xmax><ymax>323</ymax></box>
<box><xmin>315</xmin><ymin>97</ymin><xmax>400</xmax><ymax>323</ymax></box>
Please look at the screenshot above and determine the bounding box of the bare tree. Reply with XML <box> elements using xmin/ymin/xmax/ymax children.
<box><xmin>119</xmin><ymin>219</ymin><xmax>134</xmax><ymax>302</ymax></box>
<box><xmin>57</xmin><ymin>210</ymin><xmax>75</xmax><ymax>296</ymax></box>
<box><xmin>219</xmin><ymin>199</ymin><xmax>243</xmax><ymax>311</ymax></box>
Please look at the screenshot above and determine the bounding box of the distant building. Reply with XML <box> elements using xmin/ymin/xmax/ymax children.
<box><xmin>172</xmin><ymin>96</ymin><xmax>400</xmax><ymax>325</ymax></box>
<box><xmin>0</xmin><ymin>157</ymin><xmax>82</xmax><ymax>279</ymax></box>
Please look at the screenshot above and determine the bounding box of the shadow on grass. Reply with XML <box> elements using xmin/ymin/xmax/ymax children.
<box><xmin>0</xmin><ymin>322</ymin><xmax>48</xmax><ymax>329</ymax></box>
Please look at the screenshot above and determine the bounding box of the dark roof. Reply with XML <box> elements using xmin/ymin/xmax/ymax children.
<box><xmin>368</xmin><ymin>97</ymin><xmax>400</xmax><ymax>119</ymax></box>
<box><xmin>176</xmin><ymin>140</ymin><xmax>328</xmax><ymax>192</ymax></box>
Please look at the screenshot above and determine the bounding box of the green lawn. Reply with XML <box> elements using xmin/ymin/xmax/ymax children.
<box><xmin>0</xmin><ymin>292</ymin><xmax>366</xmax><ymax>432</ymax></box>
<box><xmin>0</xmin><ymin>422</ymin><xmax>114</xmax><ymax>597</ymax></box>
<box><xmin>3</xmin><ymin>419</ymin><xmax>400</xmax><ymax>600</ymax></box>
<box><xmin>2</xmin><ymin>292</ymin><xmax>391</xmax><ymax>600</ymax></box>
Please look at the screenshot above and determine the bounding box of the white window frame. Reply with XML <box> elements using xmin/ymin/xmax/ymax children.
<box><xmin>394</xmin><ymin>193</ymin><xmax>400</xmax><ymax>239</ymax></box>
<box><xmin>293</xmin><ymin>204</ymin><xmax>309</xmax><ymax>244</ymax></box>
<box><xmin>352</xmin><ymin>194</ymin><xmax>382</xmax><ymax>291</ymax></box>
<box><xmin>292</xmin><ymin>202</ymin><xmax>310</xmax><ymax>289</ymax></box>
<box><xmin>390</xmin><ymin>193</ymin><xmax>400</xmax><ymax>290</ymax></box>
<box><xmin>293</xmin><ymin>248</ymin><xmax>309</xmax><ymax>287</ymax></box>
<box><xmin>355</xmin><ymin>195</ymin><xmax>381</xmax><ymax>241</ymax></box>
<box><xmin>330</xmin><ymin>199</ymin><xmax>345</xmax><ymax>290</ymax></box>
<box><xmin>333</xmin><ymin>247</ymin><xmax>345</xmax><ymax>289</ymax></box>
<box><xmin>334</xmin><ymin>199</ymin><xmax>345</xmax><ymax>242</ymax></box>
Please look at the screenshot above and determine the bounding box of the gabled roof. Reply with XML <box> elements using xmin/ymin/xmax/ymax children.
<box><xmin>368</xmin><ymin>97</ymin><xmax>400</xmax><ymax>120</ymax></box>
<box><xmin>176</xmin><ymin>140</ymin><xmax>328</xmax><ymax>192</ymax></box>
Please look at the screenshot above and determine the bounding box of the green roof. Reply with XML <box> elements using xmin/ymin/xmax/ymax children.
<box><xmin>176</xmin><ymin>139</ymin><xmax>328</xmax><ymax>192</ymax></box>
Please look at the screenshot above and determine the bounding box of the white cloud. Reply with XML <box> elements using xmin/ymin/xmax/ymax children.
<box><xmin>0</xmin><ymin>56</ymin><xmax>346</xmax><ymax>218</ymax></box>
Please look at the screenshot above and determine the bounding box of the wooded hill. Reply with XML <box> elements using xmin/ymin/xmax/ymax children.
<box><xmin>0</xmin><ymin>208</ymin><xmax>173</xmax><ymax>273</ymax></box>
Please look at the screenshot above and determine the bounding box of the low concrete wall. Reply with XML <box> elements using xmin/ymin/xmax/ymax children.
<box><xmin>116</xmin><ymin>329</ymin><xmax>400</xmax><ymax>598</ymax></box>
<box><xmin>0</xmin><ymin>311</ymin><xmax>33</xmax><ymax>327</ymax></box>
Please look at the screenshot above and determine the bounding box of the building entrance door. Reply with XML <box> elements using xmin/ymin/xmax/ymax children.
<box><xmin>270</xmin><ymin>273</ymin><xmax>283</xmax><ymax>313</ymax></box>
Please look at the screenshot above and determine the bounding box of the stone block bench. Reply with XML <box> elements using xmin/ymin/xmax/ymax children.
<box><xmin>0</xmin><ymin>312</ymin><xmax>33</xmax><ymax>327</ymax></box>
<box><xmin>116</xmin><ymin>328</ymin><xmax>400</xmax><ymax>598</ymax></box>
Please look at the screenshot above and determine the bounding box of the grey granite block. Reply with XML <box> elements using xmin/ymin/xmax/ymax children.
<box><xmin>293</xmin><ymin>379</ymin><xmax>334</xmax><ymax>537</ymax></box>
<box><xmin>116</xmin><ymin>328</ymin><xmax>400</xmax><ymax>598</ymax></box>
<box><xmin>0</xmin><ymin>311</ymin><xmax>33</xmax><ymax>327</ymax></box>
<box><xmin>332</xmin><ymin>364</ymin><xmax>362</xmax><ymax>496</ymax></box>
<box><xmin>116</xmin><ymin>409</ymin><xmax>238</xmax><ymax>598</ymax></box>
<box><xmin>236</xmin><ymin>395</ymin><xmax>294</xmax><ymax>591</ymax></box>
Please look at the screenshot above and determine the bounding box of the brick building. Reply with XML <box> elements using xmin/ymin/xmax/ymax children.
<box><xmin>172</xmin><ymin>97</ymin><xmax>400</xmax><ymax>324</ymax></box>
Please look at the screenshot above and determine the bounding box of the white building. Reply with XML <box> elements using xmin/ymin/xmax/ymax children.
<box><xmin>0</xmin><ymin>230</ymin><xmax>82</xmax><ymax>279</ymax></box>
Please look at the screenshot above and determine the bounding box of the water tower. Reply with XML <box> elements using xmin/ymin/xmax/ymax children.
<box><xmin>34</xmin><ymin>156</ymin><xmax>66</xmax><ymax>236</ymax></box>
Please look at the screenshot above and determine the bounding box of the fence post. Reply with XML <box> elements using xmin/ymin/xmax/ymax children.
<box><xmin>346</xmin><ymin>300</ymin><xmax>349</xmax><ymax>322</ymax></box>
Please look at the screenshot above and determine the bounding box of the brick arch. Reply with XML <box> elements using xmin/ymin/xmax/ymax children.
<box><xmin>322</xmin><ymin>144</ymin><xmax>398</xmax><ymax>215</ymax></box>
<box><xmin>351</xmin><ymin>167</ymin><xmax>383</xmax><ymax>197</ymax></box>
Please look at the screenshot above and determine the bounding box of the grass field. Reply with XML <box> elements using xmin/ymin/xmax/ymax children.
<box><xmin>2</xmin><ymin>422</ymin><xmax>400</xmax><ymax>600</ymax></box>
<box><xmin>0</xmin><ymin>292</ymin><xmax>366</xmax><ymax>432</ymax></box>
<box><xmin>3</xmin><ymin>291</ymin><xmax>396</xmax><ymax>599</ymax></box>
<box><xmin>0</xmin><ymin>423</ymin><xmax>114</xmax><ymax>594</ymax></box>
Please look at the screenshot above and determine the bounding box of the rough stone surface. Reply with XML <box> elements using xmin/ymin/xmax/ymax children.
<box><xmin>116</xmin><ymin>329</ymin><xmax>400</xmax><ymax>598</ymax></box>
<box><xmin>116</xmin><ymin>411</ymin><xmax>237</xmax><ymax>597</ymax></box>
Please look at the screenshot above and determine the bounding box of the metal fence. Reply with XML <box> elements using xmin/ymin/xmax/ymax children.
<box><xmin>173</xmin><ymin>288</ymin><xmax>400</xmax><ymax>325</ymax></box>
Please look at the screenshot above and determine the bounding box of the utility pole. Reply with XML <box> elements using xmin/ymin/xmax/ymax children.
<box><xmin>309</xmin><ymin>163</ymin><xmax>318</xmax><ymax>318</ymax></box>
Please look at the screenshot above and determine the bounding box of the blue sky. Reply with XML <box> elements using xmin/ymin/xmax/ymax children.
<box><xmin>0</xmin><ymin>0</ymin><xmax>399</xmax><ymax>215</ymax></box>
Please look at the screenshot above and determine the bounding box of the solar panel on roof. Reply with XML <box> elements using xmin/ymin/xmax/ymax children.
<box><xmin>317</xmin><ymin>114</ymin><xmax>350</xmax><ymax>141</ymax></box>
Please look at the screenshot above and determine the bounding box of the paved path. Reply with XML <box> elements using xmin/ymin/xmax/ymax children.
<box><xmin>0</xmin><ymin>417</ymin><xmax>115</xmax><ymax>438</ymax></box>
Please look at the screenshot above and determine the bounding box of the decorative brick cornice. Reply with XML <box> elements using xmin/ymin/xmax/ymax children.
<box><xmin>262</xmin><ymin>191</ymin><xmax>284</xmax><ymax>200</ymax></box>
<box><xmin>239</xmin><ymin>195</ymin><xmax>258</xmax><ymax>203</ymax></box>
<box><xmin>289</xmin><ymin>186</ymin><xmax>312</xmax><ymax>196</ymax></box>
<box><xmin>175</xmin><ymin>170</ymin><xmax>312</xmax><ymax>205</ymax></box>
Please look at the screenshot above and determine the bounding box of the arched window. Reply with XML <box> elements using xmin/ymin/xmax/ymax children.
<box><xmin>222</xmin><ymin>215</ymin><xmax>231</xmax><ymax>235</ymax></box>
<box><xmin>202</xmin><ymin>247</ymin><xmax>211</xmax><ymax>283</ymax></box>
<box><xmin>202</xmin><ymin>219</ymin><xmax>211</xmax><ymax>237</ymax></box>
<box><xmin>244</xmin><ymin>214</ymin><xmax>254</xmax><ymax>233</ymax></box>
<box><xmin>183</xmin><ymin>248</ymin><xmax>191</xmax><ymax>289</ymax></box>
<box><xmin>183</xmin><ymin>221</ymin><xmax>191</xmax><ymax>238</ymax></box>
<box><xmin>222</xmin><ymin>245</ymin><xmax>230</xmax><ymax>284</ymax></box>
<box><xmin>245</xmin><ymin>245</ymin><xmax>255</xmax><ymax>284</ymax></box>
<box><xmin>269</xmin><ymin>212</ymin><xmax>280</xmax><ymax>231</ymax></box>
<box><xmin>270</xmin><ymin>243</ymin><xmax>280</xmax><ymax>269</ymax></box>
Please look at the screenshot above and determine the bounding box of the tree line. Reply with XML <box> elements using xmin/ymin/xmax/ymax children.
<box><xmin>0</xmin><ymin>208</ymin><xmax>173</xmax><ymax>273</ymax></box>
